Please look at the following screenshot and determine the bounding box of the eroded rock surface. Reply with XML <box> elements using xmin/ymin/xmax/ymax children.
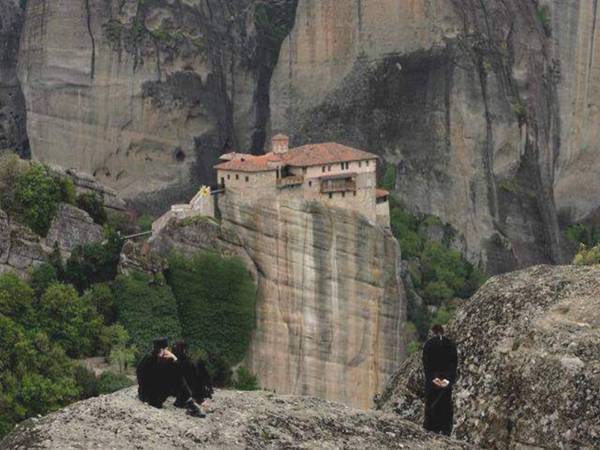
<box><xmin>45</xmin><ymin>203</ymin><xmax>103</xmax><ymax>254</ymax></box>
<box><xmin>0</xmin><ymin>387</ymin><xmax>470</xmax><ymax>449</ymax></box>
<box><xmin>0</xmin><ymin>0</ymin><xmax>27</xmax><ymax>155</ymax></box>
<box><xmin>17</xmin><ymin>0</ymin><xmax>296</xmax><ymax>213</ymax></box>
<box><xmin>377</xmin><ymin>265</ymin><xmax>600</xmax><ymax>448</ymax></box>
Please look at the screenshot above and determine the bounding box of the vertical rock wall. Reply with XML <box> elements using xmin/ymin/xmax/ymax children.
<box><xmin>0</xmin><ymin>0</ymin><xmax>27</xmax><ymax>155</ymax></box>
<box><xmin>16</xmin><ymin>0</ymin><xmax>297</xmax><ymax>213</ymax></box>
<box><xmin>219</xmin><ymin>196</ymin><xmax>405</xmax><ymax>409</ymax></box>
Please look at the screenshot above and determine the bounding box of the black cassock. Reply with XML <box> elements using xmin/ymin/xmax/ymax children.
<box><xmin>136</xmin><ymin>353</ymin><xmax>193</xmax><ymax>408</ymax></box>
<box><xmin>177</xmin><ymin>355</ymin><xmax>214</xmax><ymax>404</ymax></box>
<box><xmin>422</xmin><ymin>335</ymin><xmax>458</xmax><ymax>435</ymax></box>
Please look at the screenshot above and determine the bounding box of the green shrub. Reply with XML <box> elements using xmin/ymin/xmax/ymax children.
<box><xmin>167</xmin><ymin>251</ymin><xmax>256</xmax><ymax>365</ymax></box>
<box><xmin>0</xmin><ymin>272</ymin><xmax>35</xmax><ymax>324</ymax></box>
<box><xmin>113</xmin><ymin>271</ymin><xmax>182</xmax><ymax>356</ymax></box>
<box><xmin>13</xmin><ymin>163</ymin><xmax>61</xmax><ymax>236</ymax></box>
<box><xmin>73</xmin><ymin>365</ymin><xmax>99</xmax><ymax>399</ymax></box>
<box><xmin>0</xmin><ymin>153</ymin><xmax>27</xmax><ymax>212</ymax></box>
<box><xmin>0</xmin><ymin>317</ymin><xmax>79</xmax><ymax>439</ymax></box>
<box><xmin>137</xmin><ymin>213</ymin><xmax>153</xmax><ymax>232</ymax></box>
<box><xmin>83</xmin><ymin>283</ymin><xmax>116</xmax><ymax>324</ymax></box>
<box><xmin>29</xmin><ymin>263</ymin><xmax>58</xmax><ymax>298</ymax></box>
<box><xmin>573</xmin><ymin>243</ymin><xmax>600</xmax><ymax>265</ymax></box>
<box><xmin>76</xmin><ymin>193</ymin><xmax>107</xmax><ymax>225</ymax></box>
<box><xmin>206</xmin><ymin>354</ymin><xmax>233</xmax><ymax>388</ymax></box>
<box><xmin>37</xmin><ymin>283</ymin><xmax>105</xmax><ymax>358</ymax></box>
<box><xmin>406</xmin><ymin>340</ymin><xmax>421</xmax><ymax>355</ymax></box>
<box><xmin>234</xmin><ymin>366</ymin><xmax>259</xmax><ymax>391</ymax></box>
<box><xmin>96</xmin><ymin>371</ymin><xmax>134</xmax><ymax>395</ymax></box>
<box><xmin>381</xmin><ymin>163</ymin><xmax>396</xmax><ymax>191</ymax></box>
<box><xmin>64</xmin><ymin>230</ymin><xmax>123</xmax><ymax>292</ymax></box>
<box><xmin>58</xmin><ymin>176</ymin><xmax>77</xmax><ymax>205</ymax></box>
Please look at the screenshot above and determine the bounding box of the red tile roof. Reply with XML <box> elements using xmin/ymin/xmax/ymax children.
<box><xmin>284</xmin><ymin>142</ymin><xmax>377</xmax><ymax>167</ymax></box>
<box><xmin>214</xmin><ymin>153</ymin><xmax>283</xmax><ymax>172</ymax></box>
<box><xmin>214</xmin><ymin>142</ymin><xmax>377</xmax><ymax>172</ymax></box>
<box><xmin>376</xmin><ymin>189</ymin><xmax>389</xmax><ymax>199</ymax></box>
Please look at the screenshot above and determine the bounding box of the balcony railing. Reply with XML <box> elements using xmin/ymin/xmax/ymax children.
<box><xmin>320</xmin><ymin>179</ymin><xmax>356</xmax><ymax>193</ymax></box>
<box><xmin>277</xmin><ymin>175</ymin><xmax>304</xmax><ymax>188</ymax></box>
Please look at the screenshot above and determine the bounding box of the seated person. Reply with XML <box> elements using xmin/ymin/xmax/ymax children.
<box><xmin>136</xmin><ymin>337</ymin><xmax>205</xmax><ymax>417</ymax></box>
<box><xmin>172</xmin><ymin>341</ymin><xmax>214</xmax><ymax>405</ymax></box>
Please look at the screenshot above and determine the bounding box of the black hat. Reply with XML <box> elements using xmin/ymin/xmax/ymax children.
<box><xmin>153</xmin><ymin>337</ymin><xmax>169</xmax><ymax>351</ymax></box>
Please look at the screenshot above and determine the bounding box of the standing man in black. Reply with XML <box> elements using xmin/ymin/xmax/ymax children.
<box><xmin>422</xmin><ymin>324</ymin><xmax>458</xmax><ymax>436</ymax></box>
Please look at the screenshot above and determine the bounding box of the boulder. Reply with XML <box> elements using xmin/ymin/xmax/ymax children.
<box><xmin>45</xmin><ymin>203</ymin><xmax>103</xmax><ymax>254</ymax></box>
<box><xmin>0</xmin><ymin>387</ymin><xmax>470</xmax><ymax>449</ymax></box>
<box><xmin>377</xmin><ymin>265</ymin><xmax>600</xmax><ymax>448</ymax></box>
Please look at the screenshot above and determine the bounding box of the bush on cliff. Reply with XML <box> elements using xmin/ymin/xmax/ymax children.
<box><xmin>167</xmin><ymin>251</ymin><xmax>256</xmax><ymax>365</ymax></box>
<box><xmin>76</xmin><ymin>193</ymin><xmax>107</xmax><ymax>226</ymax></box>
<box><xmin>113</xmin><ymin>271</ymin><xmax>181</xmax><ymax>356</ymax></box>
<box><xmin>63</xmin><ymin>230</ymin><xmax>123</xmax><ymax>292</ymax></box>
<box><xmin>573</xmin><ymin>243</ymin><xmax>600</xmax><ymax>265</ymax></box>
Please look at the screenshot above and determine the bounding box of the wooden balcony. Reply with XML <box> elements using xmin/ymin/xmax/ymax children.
<box><xmin>277</xmin><ymin>175</ymin><xmax>304</xmax><ymax>188</ymax></box>
<box><xmin>320</xmin><ymin>179</ymin><xmax>356</xmax><ymax>193</ymax></box>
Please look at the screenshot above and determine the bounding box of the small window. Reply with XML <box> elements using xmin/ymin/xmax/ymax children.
<box><xmin>220</xmin><ymin>177</ymin><xmax>224</xmax><ymax>185</ymax></box>
<box><xmin>227</xmin><ymin>174</ymin><xmax>231</xmax><ymax>180</ymax></box>
<box><xmin>328</xmin><ymin>193</ymin><xmax>333</xmax><ymax>199</ymax></box>
<box><xmin>322</xmin><ymin>166</ymin><xmax>325</xmax><ymax>173</ymax></box>
<box><xmin>366</xmin><ymin>160</ymin><xmax>370</xmax><ymax>166</ymax></box>
<box><xmin>308</xmin><ymin>181</ymin><xmax>312</xmax><ymax>187</ymax></box>
<box><xmin>328</xmin><ymin>165</ymin><xmax>332</xmax><ymax>171</ymax></box>
<box><xmin>245</xmin><ymin>176</ymin><xmax>249</xmax><ymax>182</ymax></box>
<box><xmin>342</xmin><ymin>192</ymin><xmax>345</xmax><ymax>198</ymax></box>
<box><xmin>345</xmin><ymin>162</ymin><xmax>349</xmax><ymax>169</ymax></box>
<box><xmin>236</xmin><ymin>174</ymin><xmax>239</xmax><ymax>180</ymax></box>
<box><xmin>353</xmin><ymin>191</ymin><xmax>356</xmax><ymax>196</ymax></box>
<box><xmin>341</xmin><ymin>163</ymin><xmax>344</xmax><ymax>170</ymax></box>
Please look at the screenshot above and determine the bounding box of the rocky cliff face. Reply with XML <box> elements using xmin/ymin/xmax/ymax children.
<box><xmin>16</xmin><ymin>0</ymin><xmax>296</xmax><ymax>213</ymax></box>
<box><xmin>146</xmin><ymin>196</ymin><xmax>405</xmax><ymax>410</ymax></box>
<box><xmin>270</xmin><ymin>0</ymin><xmax>568</xmax><ymax>274</ymax></box>
<box><xmin>0</xmin><ymin>0</ymin><xmax>27</xmax><ymax>156</ymax></box>
<box><xmin>8</xmin><ymin>0</ymin><xmax>600</xmax><ymax>272</ymax></box>
<box><xmin>0</xmin><ymin>203</ymin><xmax>104</xmax><ymax>276</ymax></box>
<box><xmin>376</xmin><ymin>265</ymin><xmax>600</xmax><ymax>448</ymax></box>
<box><xmin>0</xmin><ymin>387</ymin><xmax>469</xmax><ymax>449</ymax></box>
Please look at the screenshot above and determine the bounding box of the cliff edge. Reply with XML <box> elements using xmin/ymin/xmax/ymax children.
<box><xmin>0</xmin><ymin>387</ymin><xmax>468</xmax><ymax>449</ymax></box>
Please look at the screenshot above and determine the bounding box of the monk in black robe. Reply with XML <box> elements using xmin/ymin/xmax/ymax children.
<box><xmin>422</xmin><ymin>324</ymin><xmax>458</xmax><ymax>436</ymax></box>
<box><xmin>172</xmin><ymin>341</ymin><xmax>214</xmax><ymax>404</ymax></box>
<box><xmin>136</xmin><ymin>337</ymin><xmax>205</xmax><ymax>417</ymax></box>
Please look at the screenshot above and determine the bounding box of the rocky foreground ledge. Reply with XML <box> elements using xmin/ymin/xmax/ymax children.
<box><xmin>1</xmin><ymin>388</ymin><xmax>468</xmax><ymax>449</ymax></box>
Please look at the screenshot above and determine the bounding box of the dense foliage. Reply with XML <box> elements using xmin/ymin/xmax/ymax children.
<box><xmin>113</xmin><ymin>271</ymin><xmax>182</xmax><ymax>357</ymax></box>
<box><xmin>0</xmin><ymin>269</ymin><xmax>127</xmax><ymax>439</ymax></box>
<box><xmin>62</xmin><ymin>231</ymin><xmax>123</xmax><ymax>292</ymax></box>
<box><xmin>167</xmin><ymin>252</ymin><xmax>256</xmax><ymax>366</ymax></box>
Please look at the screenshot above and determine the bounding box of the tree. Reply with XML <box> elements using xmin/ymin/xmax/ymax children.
<box><xmin>0</xmin><ymin>272</ymin><xmax>35</xmax><ymax>325</ymax></box>
<box><xmin>36</xmin><ymin>283</ymin><xmax>104</xmax><ymax>357</ymax></box>
<box><xmin>0</xmin><ymin>316</ymin><xmax>80</xmax><ymax>439</ymax></box>
<box><xmin>167</xmin><ymin>251</ymin><xmax>256</xmax><ymax>365</ymax></box>
<box><xmin>64</xmin><ymin>230</ymin><xmax>123</xmax><ymax>292</ymax></box>
<box><xmin>13</xmin><ymin>163</ymin><xmax>61</xmax><ymax>236</ymax></box>
<box><xmin>29</xmin><ymin>263</ymin><xmax>58</xmax><ymax>298</ymax></box>
<box><xmin>113</xmin><ymin>271</ymin><xmax>181</xmax><ymax>356</ymax></box>
<box><xmin>83</xmin><ymin>283</ymin><xmax>116</xmax><ymax>324</ymax></box>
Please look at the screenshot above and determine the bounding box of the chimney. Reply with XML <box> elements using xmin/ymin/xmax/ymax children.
<box><xmin>271</xmin><ymin>133</ymin><xmax>289</xmax><ymax>154</ymax></box>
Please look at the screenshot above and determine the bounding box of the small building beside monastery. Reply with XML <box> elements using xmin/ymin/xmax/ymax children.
<box><xmin>214</xmin><ymin>134</ymin><xmax>390</xmax><ymax>227</ymax></box>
